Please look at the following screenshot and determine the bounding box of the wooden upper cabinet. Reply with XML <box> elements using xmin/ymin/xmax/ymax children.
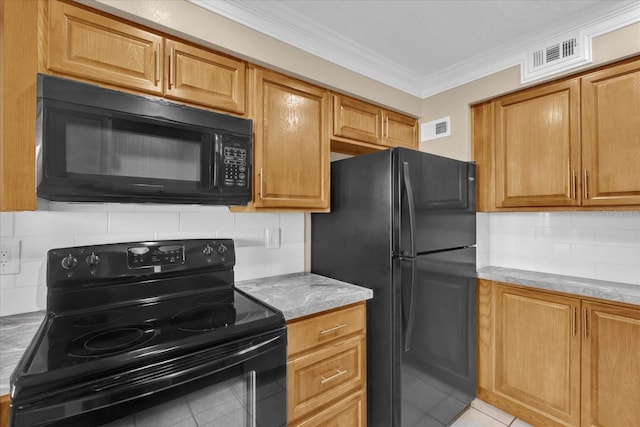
<box><xmin>47</xmin><ymin>1</ymin><xmax>246</xmax><ymax>114</ymax></box>
<box><xmin>332</xmin><ymin>95</ymin><xmax>381</xmax><ymax>144</ymax></box>
<box><xmin>331</xmin><ymin>94</ymin><xmax>417</xmax><ymax>154</ymax></box>
<box><xmin>252</xmin><ymin>67</ymin><xmax>330</xmax><ymax>210</ymax></box>
<box><xmin>48</xmin><ymin>0</ymin><xmax>164</xmax><ymax>95</ymax></box>
<box><xmin>474</xmin><ymin>55</ymin><xmax>640</xmax><ymax>211</ymax></box>
<box><xmin>381</xmin><ymin>110</ymin><xmax>418</xmax><ymax>149</ymax></box>
<box><xmin>164</xmin><ymin>39</ymin><xmax>246</xmax><ymax>114</ymax></box>
<box><xmin>1</xmin><ymin>0</ymin><xmax>39</xmax><ymax>211</ymax></box>
<box><xmin>581</xmin><ymin>301</ymin><xmax>640</xmax><ymax>427</ymax></box>
<box><xmin>581</xmin><ymin>58</ymin><xmax>640</xmax><ymax>207</ymax></box>
<box><xmin>494</xmin><ymin>79</ymin><xmax>581</xmax><ymax>208</ymax></box>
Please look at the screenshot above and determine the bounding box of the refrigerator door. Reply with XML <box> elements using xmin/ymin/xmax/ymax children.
<box><xmin>396</xmin><ymin>148</ymin><xmax>476</xmax><ymax>255</ymax></box>
<box><xmin>311</xmin><ymin>149</ymin><xmax>399</xmax><ymax>427</ymax></box>
<box><xmin>399</xmin><ymin>247</ymin><xmax>477</xmax><ymax>427</ymax></box>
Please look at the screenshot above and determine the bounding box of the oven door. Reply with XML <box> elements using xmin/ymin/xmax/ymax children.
<box><xmin>11</xmin><ymin>328</ymin><xmax>287</xmax><ymax>427</ymax></box>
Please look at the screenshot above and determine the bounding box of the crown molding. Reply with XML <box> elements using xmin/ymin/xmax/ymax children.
<box><xmin>189</xmin><ymin>0</ymin><xmax>640</xmax><ymax>99</ymax></box>
<box><xmin>188</xmin><ymin>0</ymin><xmax>424</xmax><ymax>95</ymax></box>
<box><xmin>420</xmin><ymin>2</ymin><xmax>640</xmax><ymax>98</ymax></box>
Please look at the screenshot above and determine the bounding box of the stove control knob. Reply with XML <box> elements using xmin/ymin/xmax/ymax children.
<box><xmin>85</xmin><ymin>252</ymin><xmax>101</xmax><ymax>268</ymax></box>
<box><xmin>217</xmin><ymin>243</ymin><xmax>228</xmax><ymax>255</ymax></box>
<box><xmin>61</xmin><ymin>254</ymin><xmax>78</xmax><ymax>270</ymax></box>
<box><xmin>202</xmin><ymin>244</ymin><xmax>214</xmax><ymax>257</ymax></box>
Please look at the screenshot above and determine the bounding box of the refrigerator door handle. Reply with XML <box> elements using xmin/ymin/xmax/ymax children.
<box><xmin>403</xmin><ymin>258</ymin><xmax>417</xmax><ymax>352</ymax></box>
<box><xmin>402</xmin><ymin>162</ymin><xmax>417</xmax><ymax>258</ymax></box>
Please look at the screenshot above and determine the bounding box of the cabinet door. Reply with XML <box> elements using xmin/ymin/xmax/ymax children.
<box><xmin>493</xmin><ymin>284</ymin><xmax>581</xmax><ymax>427</ymax></box>
<box><xmin>495</xmin><ymin>79</ymin><xmax>581</xmax><ymax>208</ymax></box>
<box><xmin>581</xmin><ymin>58</ymin><xmax>640</xmax><ymax>206</ymax></box>
<box><xmin>253</xmin><ymin>68</ymin><xmax>330</xmax><ymax>209</ymax></box>
<box><xmin>381</xmin><ymin>110</ymin><xmax>418</xmax><ymax>149</ymax></box>
<box><xmin>582</xmin><ymin>301</ymin><xmax>640</xmax><ymax>427</ymax></box>
<box><xmin>164</xmin><ymin>39</ymin><xmax>246</xmax><ymax>114</ymax></box>
<box><xmin>0</xmin><ymin>394</ymin><xmax>9</xmax><ymax>427</ymax></box>
<box><xmin>48</xmin><ymin>0</ymin><xmax>163</xmax><ymax>95</ymax></box>
<box><xmin>332</xmin><ymin>94</ymin><xmax>382</xmax><ymax>144</ymax></box>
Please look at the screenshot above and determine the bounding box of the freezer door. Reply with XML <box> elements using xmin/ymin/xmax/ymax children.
<box><xmin>399</xmin><ymin>248</ymin><xmax>476</xmax><ymax>427</ymax></box>
<box><xmin>396</xmin><ymin>148</ymin><xmax>476</xmax><ymax>255</ymax></box>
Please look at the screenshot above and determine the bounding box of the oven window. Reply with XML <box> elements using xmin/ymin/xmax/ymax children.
<box><xmin>101</xmin><ymin>372</ymin><xmax>258</xmax><ymax>427</ymax></box>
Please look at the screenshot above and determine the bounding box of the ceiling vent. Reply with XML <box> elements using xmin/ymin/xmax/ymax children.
<box><xmin>522</xmin><ymin>33</ymin><xmax>591</xmax><ymax>83</ymax></box>
<box><xmin>420</xmin><ymin>116</ymin><xmax>450</xmax><ymax>142</ymax></box>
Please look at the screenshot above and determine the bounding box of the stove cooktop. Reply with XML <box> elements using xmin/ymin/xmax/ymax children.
<box><xmin>24</xmin><ymin>286</ymin><xmax>280</xmax><ymax>376</ymax></box>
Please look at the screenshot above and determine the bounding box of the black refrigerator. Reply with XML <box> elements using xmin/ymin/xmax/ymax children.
<box><xmin>311</xmin><ymin>147</ymin><xmax>477</xmax><ymax>427</ymax></box>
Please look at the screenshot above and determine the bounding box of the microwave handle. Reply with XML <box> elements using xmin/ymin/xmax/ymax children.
<box><xmin>212</xmin><ymin>134</ymin><xmax>222</xmax><ymax>189</ymax></box>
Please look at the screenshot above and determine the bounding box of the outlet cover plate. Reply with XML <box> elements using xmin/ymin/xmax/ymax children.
<box><xmin>265</xmin><ymin>228</ymin><xmax>281</xmax><ymax>249</ymax></box>
<box><xmin>0</xmin><ymin>239</ymin><xmax>21</xmax><ymax>275</ymax></box>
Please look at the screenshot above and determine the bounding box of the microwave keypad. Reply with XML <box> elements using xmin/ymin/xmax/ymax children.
<box><xmin>224</xmin><ymin>146</ymin><xmax>248</xmax><ymax>187</ymax></box>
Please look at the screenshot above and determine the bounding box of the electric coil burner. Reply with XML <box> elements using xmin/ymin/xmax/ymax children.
<box><xmin>10</xmin><ymin>239</ymin><xmax>287</xmax><ymax>427</ymax></box>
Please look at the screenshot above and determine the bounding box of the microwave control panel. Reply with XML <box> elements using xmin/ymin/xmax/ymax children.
<box><xmin>222</xmin><ymin>143</ymin><xmax>248</xmax><ymax>188</ymax></box>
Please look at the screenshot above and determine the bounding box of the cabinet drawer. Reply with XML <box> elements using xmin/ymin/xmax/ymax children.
<box><xmin>287</xmin><ymin>303</ymin><xmax>366</xmax><ymax>356</ymax></box>
<box><xmin>288</xmin><ymin>333</ymin><xmax>365</xmax><ymax>422</ymax></box>
<box><xmin>289</xmin><ymin>390</ymin><xmax>366</xmax><ymax>427</ymax></box>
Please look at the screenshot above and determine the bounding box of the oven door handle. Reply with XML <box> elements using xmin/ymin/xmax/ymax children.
<box><xmin>91</xmin><ymin>333</ymin><xmax>281</xmax><ymax>393</ymax></box>
<box><xmin>12</xmin><ymin>331</ymin><xmax>286</xmax><ymax>426</ymax></box>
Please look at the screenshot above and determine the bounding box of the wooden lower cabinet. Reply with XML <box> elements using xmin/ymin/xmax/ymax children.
<box><xmin>478</xmin><ymin>280</ymin><xmax>640</xmax><ymax>427</ymax></box>
<box><xmin>289</xmin><ymin>390</ymin><xmax>366</xmax><ymax>427</ymax></box>
<box><xmin>581</xmin><ymin>301</ymin><xmax>640</xmax><ymax>427</ymax></box>
<box><xmin>287</xmin><ymin>302</ymin><xmax>367</xmax><ymax>426</ymax></box>
<box><xmin>0</xmin><ymin>394</ymin><xmax>9</xmax><ymax>427</ymax></box>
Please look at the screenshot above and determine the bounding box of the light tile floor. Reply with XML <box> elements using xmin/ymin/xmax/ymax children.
<box><xmin>451</xmin><ymin>400</ymin><xmax>533</xmax><ymax>427</ymax></box>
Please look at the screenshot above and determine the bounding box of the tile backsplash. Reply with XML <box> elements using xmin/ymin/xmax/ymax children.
<box><xmin>3</xmin><ymin>207</ymin><xmax>639</xmax><ymax>316</ymax></box>
<box><xmin>0</xmin><ymin>201</ymin><xmax>304</xmax><ymax>316</ymax></box>
<box><xmin>477</xmin><ymin>211</ymin><xmax>640</xmax><ymax>286</ymax></box>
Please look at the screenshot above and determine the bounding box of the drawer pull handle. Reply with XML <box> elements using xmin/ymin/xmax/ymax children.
<box><xmin>319</xmin><ymin>324</ymin><xmax>347</xmax><ymax>335</ymax></box>
<box><xmin>320</xmin><ymin>369</ymin><xmax>347</xmax><ymax>384</ymax></box>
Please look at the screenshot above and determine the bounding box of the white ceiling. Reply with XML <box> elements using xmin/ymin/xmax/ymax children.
<box><xmin>192</xmin><ymin>0</ymin><xmax>640</xmax><ymax>97</ymax></box>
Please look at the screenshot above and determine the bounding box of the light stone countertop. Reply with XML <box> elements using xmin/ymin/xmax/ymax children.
<box><xmin>0</xmin><ymin>272</ymin><xmax>372</xmax><ymax>395</ymax></box>
<box><xmin>235</xmin><ymin>272</ymin><xmax>373</xmax><ymax>320</ymax></box>
<box><xmin>0</xmin><ymin>311</ymin><xmax>46</xmax><ymax>396</ymax></box>
<box><xmin>478</xmin><ymin>266</ymin><xmax>640</xmax><ymax>306</ymax></box>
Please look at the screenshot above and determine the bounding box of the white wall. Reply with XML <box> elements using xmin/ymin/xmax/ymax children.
<box><xmin>477</xmin><ymin>212</ymin><xmax>640</xmax><ymax>285</ymax></box>
<box><xmin>0</xmin><ymin>202</ymin><xmax>305</xmax><ymax>316</ymax></box>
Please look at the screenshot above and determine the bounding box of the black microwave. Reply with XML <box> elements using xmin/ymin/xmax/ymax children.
<box><xmin>36</xmin><ymin>74</ymin><xmax>252</xmax><ymax>205</ymax></box>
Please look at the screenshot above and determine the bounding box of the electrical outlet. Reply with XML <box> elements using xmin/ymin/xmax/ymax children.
<box><xmin>265</xmin><ymin>228</ymin><xmax>281</xmax><ymax>249</ymax></box>
<box><xmin>0</xmin><ymin>239</ymin><xmax>21</xmax><ymax>275</ymax></box>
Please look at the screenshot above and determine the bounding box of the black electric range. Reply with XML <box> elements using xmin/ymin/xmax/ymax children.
<box><xmin>10</xmin><ymin>239</ymin><xmax>287</xmax><ymax>427</ymax></box>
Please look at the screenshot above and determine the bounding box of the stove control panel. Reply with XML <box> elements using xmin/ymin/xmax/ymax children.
<box><xmin>47</xmin><ymin>239</ymin><xmax>235</xmax><ymax>286</ymax></box>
